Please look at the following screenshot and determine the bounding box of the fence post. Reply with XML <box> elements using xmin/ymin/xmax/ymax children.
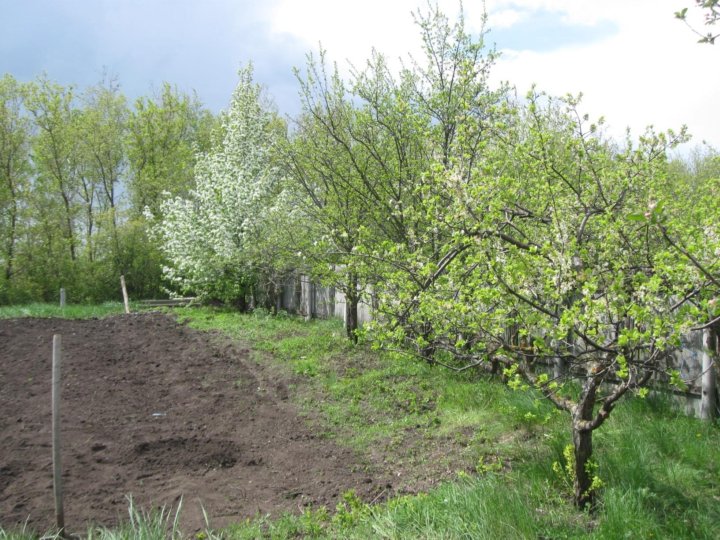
<box><xmin>303</xmin><ymin>275</ymin><xmax>316</xmax><ymax>322</ymax></box>
<box><xmin>700</xmin><ymin>327</ymin><xmax>717</xmax><ymax>420</ymax></box>
<box><xmin>52</xmin><ymin>334</ymin><xmax>66</xmax><ymax>537</ymax></box>
<box><xmin>309</xmin><ymin>281</ymin><xmax>316</xmax><ymax>319</ymax></box>
<box><xmin>59</xmin><ymin>288</ymin><xmax>66</xmax><ymax>308</ymax></box>
<box><xmin>120</xmin><ymin>275</ymin><xmax>130</xmax><ymax>314</ymax></box>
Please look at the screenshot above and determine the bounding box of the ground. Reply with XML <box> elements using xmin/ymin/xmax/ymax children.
<box><xmin>0</xmin><ymin>313</ymin><xmax>392</xmax><ymax>534</ymax></box>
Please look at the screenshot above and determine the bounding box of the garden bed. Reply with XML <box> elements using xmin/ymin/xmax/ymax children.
<box><xmin>0</xmin><ymin>313</ymin><xmax>390</xmax><ymax>533</ymax></box>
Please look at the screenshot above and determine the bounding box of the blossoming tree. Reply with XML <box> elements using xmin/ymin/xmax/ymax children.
<box><xmin>154</xmin><ymin>66</ymin><xmax>292</xmax><ymax>306</ymax></box>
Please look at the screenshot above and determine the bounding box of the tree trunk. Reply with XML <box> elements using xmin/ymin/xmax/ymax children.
<box><xmin>345</xmin><ymin>272</ymin><xmax>359</xmax><ymax>343</ymax></box>
<box><xmin>345</xmin><ymin>294</ymin><xmax>359</xmax><ymax>343</ymax></box>
<box><xmin>4</xmin><ymin>198</ymin><xmax>17</xmax><ymax>282</ymax></box>
<box><xmin>700</xmin><ymin>327</ymin><xmax>717</xmax><ymax>420</ymax></box>
<box><xmin>572</xmin><ymin>378</ymin><xmax>599</xmax><ymax>510</ymax></box>
<box><xmin>233</xmin><ymin>293</ymin><xmax>248</xmax><ymax>312</ymax></box>
<box><xmin>274</xmin><ymin>282</ymin><xmax>282</xmax><ymax>315</ymax></box>
<box><xmin>305</xmin><ymin>278</ymin><xmax>316</xmax><ymax>322</ymax></box>
<box><xmin>420</xmin><ymin>322</ymin><xmax>436</xmax><ymax>364</ymax></box>
<box><xmin>259</xmin><ymin>279</ymin><xmax>271</xmax><ymax>311</ymax></box>
<box><xmin>293</xmin><ymin>273</ymin><xmax>302</xmax><ymax>313</ymax></box>
<box><xmin>572</xmin><ymin>423</ymin><xmax>594</xmax><ymax>510</ymax></box>
<box><xmin>60</xmin><ymin>191</ymin><xmax>76</xmax><ymax>261</ymax></box>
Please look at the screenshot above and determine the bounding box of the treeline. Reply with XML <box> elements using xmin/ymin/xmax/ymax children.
<box><xmin>0</xmin><ymin>73</ymin><xmax>216</xmax><ymax>303</ymax></box>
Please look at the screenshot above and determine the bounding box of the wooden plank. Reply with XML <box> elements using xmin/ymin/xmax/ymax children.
<box><xmin>139</xmin><ymin>298</ymin><xmax>197</xmax><ymax>307</ymax></box>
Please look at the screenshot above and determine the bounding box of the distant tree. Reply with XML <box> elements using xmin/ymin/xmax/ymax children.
<box><xmin>0</xmin><ymin>74</ymin><xmax>32</xmax><ymax>300</ymax></box>
<box><xmin>126</xmin><ymin>83</ymin><xmax>215</xmax><ymax>217</ymax></box>
<box><xmin>0</xmin><ymin>71</ymin><xmax>220</xmax><ymax>303</ymax></box>
<box><xmin>77</xmin><ymin>77</ymin><xmax>128</xmax><ymax>236</ymax></box>
<box><xmin>24</xmin><ymin>77</ymin><xmax>81</xmax><ymax>264</ymax></box>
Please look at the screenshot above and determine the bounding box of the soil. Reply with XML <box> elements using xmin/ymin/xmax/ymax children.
<box><xmin>0</xmin><ymin>313</ymin><xmax>393</xmax><ymax>534</ymax></box>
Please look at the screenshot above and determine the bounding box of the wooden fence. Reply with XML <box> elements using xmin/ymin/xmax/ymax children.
<box><xmin>273</xmin><ymin>274</ymin><xmax>718</xmax><ymax>418</ymax></box>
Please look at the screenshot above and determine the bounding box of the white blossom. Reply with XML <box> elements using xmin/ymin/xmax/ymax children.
<box><xmin>153</xmin><ymin>65</ymin><xmax>285</xmax><ymax>299</ymax></box>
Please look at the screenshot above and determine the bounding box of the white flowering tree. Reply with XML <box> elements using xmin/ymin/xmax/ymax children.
<box><xmin>154</xmin><ymin>66</ymin><xmax>291</xmax><ymax>306</ymax></box>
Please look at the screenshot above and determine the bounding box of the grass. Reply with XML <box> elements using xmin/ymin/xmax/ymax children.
<box><xmin>176</xmin><ymin>307</ymin><xmax>720</xmax><ymax>539</ymax></box>
<box><xmin>0</xmin><ymin>301</ymin><xmax>135</xmax><ymax>319</ymax></box>
<box><xmin>2</xmin><ymin>305</ymin><xmax>719</xmax><ymax>538</ymax></box>
<box><xmin>0</xmin><ymin>497</ymin><xmax>185</xmax><ymax>540</ymax></box>
<box><xmin>178</xmin><ymin>307</ymin><xmax>526</xmax><ymax>476</ymax></box>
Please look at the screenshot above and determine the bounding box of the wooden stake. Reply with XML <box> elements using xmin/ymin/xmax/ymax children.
<box><xmin>120</xmin><ymin>275</ymin><xmax>130</xmax><ymax>314</ymax></box>
<box><xmin>52</xmin><ymin>334</ymin><xmax>66</xmax><ymax>536</ymax></box>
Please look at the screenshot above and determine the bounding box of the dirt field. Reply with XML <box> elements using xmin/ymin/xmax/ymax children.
<box><xmin>0</xmin><ymin>313</ymin><xmax>391</xmax><ymax>533</ymax></box>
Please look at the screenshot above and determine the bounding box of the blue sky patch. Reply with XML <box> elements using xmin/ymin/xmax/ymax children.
<box><xmin>488</xmin><ymin>10</ymin><xmax>617</xmax><ymax>51</ymax></box>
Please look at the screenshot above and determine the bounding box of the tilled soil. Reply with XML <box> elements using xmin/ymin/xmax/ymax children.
<box><xmin>0</xmin><ymin>313</ymin><xmax>391</xmax><ymax>533</ymax></box>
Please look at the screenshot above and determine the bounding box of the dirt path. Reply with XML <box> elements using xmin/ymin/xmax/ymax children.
<box><xmin>0</xmin><ymin>313</ymin><xmax>390</xmax><ymax>533</ymax></box>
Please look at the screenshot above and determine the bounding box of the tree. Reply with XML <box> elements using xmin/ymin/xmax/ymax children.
<box><xmin>359</xmin><ymin>4</ymin><xmax>507</xmax><ymax>357</ymax></box>
<box><xmin>77</xmin><ymin>77</ymin><xmax>127</xmax><ymax>240</ymax></box>
<box><xmin>285</xmin><ymin>51</ymin><xmax>374</xmax><ymax>339</ymax></box>
<box><xmin>287</xmin><ymin>4</ymin><xmax>503</xmax><ymax>343</ymax></box>
<box><xmin>24</xmin><ymin>77</ymin><xmax>81</xmax><ymax>264</ymax></box>
<box><xmin>126</xmin><ymin>83</ymin><xmax>214</xmax><ymax>218</ymax></box>
<box><xmin>154</xmin><ymin>66</ymin><xmax>290</xmax><ymax>306</ymax></box>
<box><xmin>477</xmin><ymin>95</ymin><xmax>694</xmax><ymax>508</ymax></box>
<box><xmin>676</xmin><ymin>0</ymin><xmax>720</xmax><ymax>43</ymax></box>
<box><xmin>0</xmin><ymin>74</ymin><xmax>32</xmax><ymax>301</ymax></box>
<box><xmin>124</xmin><ymin>82</ymin><xmax>217</xmax><ymax>299</ymax></box>
<box><xmin>371</xmin><ymin>89</ymin><xmax>697</xmax><ymax>508</ymax></box>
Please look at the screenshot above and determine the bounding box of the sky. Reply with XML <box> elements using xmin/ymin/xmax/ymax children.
<box><xmin>1</xmin><ymin>0</ymin><xmax>717</xmax><ymax>150</ymax></box>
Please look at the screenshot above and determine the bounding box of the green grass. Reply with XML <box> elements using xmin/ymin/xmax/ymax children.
<box><xmin>1</xmin><ymin>497</ymin><xmax>185</xmax><ymax>540</ymax></box>
<box><xmin>178</xmin><ymin>307</ymin><xmax>524</xmax><ymax>469</ymax></box>
<box><xmin>172</xmin><ymin>307</ymin><xmax>720</xmax><ymax>539</ymax></box>
<box><xmin>0</xmin><ymin>301</ymin><xmax>135</xmax><ymax>319</ymax></box>
<box><xmin>2</xmin><ymin>305</ymin><xmax>719</xmax><ymax>539</ymax></box>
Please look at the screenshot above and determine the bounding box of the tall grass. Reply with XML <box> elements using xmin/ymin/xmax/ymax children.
<box><xmin>86</xmin><ymin>497</ymin><xmax>184</xmax><ymax>540</ymax></box>
<box><xmin>0</xmin><ymin>498</ymin><xmax>190</xmax><ymax>540</ymax></box>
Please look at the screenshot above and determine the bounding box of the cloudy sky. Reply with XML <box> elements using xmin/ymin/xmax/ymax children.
<box><xmin>1</xmin><ymin>0</ymin><xmax>717</xmax><ymax>149</ymax></box>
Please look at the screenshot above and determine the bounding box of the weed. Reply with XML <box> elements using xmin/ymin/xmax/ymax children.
<box><xmin>332</xmin><ymin>490</ymin><xmax>370</xmax><ymax>529</ymax></box>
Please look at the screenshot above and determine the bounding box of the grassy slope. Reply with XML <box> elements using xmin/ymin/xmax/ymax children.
<box><xmin>1</xmin><ymin>305</ymin><xmax>719</xmax><ymax>539</ymax></box>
